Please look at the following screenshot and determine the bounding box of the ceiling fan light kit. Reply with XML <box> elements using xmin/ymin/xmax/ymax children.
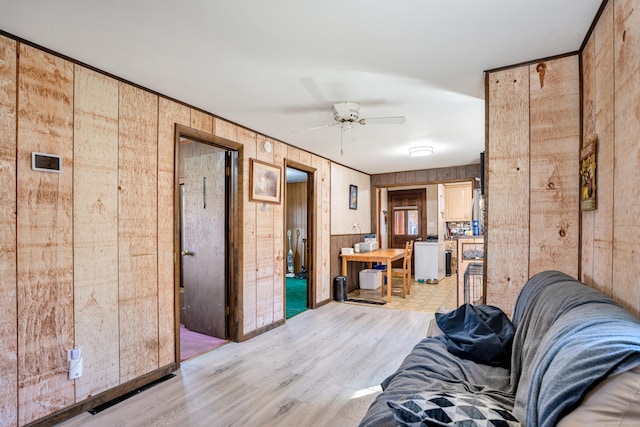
<box><xmin>409</xmin><ymin>146</ymin><xmax>434</xmax><ymax>157</ymax></box>
<box><xmin>297</xmin><ymin>100</ymin><xmax>408</xmax><ymax>155</ymax></box>
<box><xmin>332</xmin><ymin>101</ymin><xmax>361</xmax><ymax>122</ymax></box>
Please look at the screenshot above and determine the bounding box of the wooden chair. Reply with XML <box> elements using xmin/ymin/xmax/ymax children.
<box><xmin>383</xmin><ymin>240</ymin><xmax>414</xmax><ymax>298</ymax></box>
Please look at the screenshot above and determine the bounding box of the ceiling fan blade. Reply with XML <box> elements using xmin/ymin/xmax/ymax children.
<box><xmin>300</xmin><ymin>77</ymin><xmax>327</xmax><ymax>105</ymax></box>
<box><xmin>292</xmin><ymin>121</ymin><xmax>339</xmax><ymax>134</ymax></box>
<box><xmin>359</xmin><ymin>116</ymin><xmax>406</xmax><ymax>125</ymax></box>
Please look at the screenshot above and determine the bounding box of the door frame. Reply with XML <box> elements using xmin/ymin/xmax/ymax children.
<box><xmin>173</xmin><ymin>124</ymin><xmax>243</xmax><ymax>366</ymax></box>
<box><xmin>387</xmin><ymin>188</ymin><xmax>426</xmax><ymax>269</ymax></box>
<box><xmin>284</xmin><ymin>159</ymin><xmax>316</xmax><ymax>309</ymax></box>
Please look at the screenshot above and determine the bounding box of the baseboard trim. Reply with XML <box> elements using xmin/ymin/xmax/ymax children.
<box><xmin>315</xmin><ymin>297</ymin><xmax>332</xmax><ymax>308</ymax></box>
<box><xmin>25</xmin><ymin>364</ymin><xmax>177</xmax><ymax>427</ymax></box>
<box><xmin>238</xmin><ymin>318</ymin><xmax>286</xmax><ymax>342</ymax></box>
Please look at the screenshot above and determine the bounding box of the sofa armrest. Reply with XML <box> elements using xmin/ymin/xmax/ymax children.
<box><xmin>557</xmin><ymin>365</ymin><xmax>640</xmax><ymax>427</ymax></box>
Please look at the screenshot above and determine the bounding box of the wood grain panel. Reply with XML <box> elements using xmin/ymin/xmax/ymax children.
<box><xmin>0</xmin><ymin>34</ymin><xmax>17</xmax><ymax>427</ymax></box>
<box><xmin>256</xmin><ymin>141</ymin><xmax>275</xmax><ymax>328</ymax></box>
<box><xmin>298</xmin><ymin>150</ymin><xmax>311</xmax><ymax>166</ymax></box>
<box><xmin>241</xmin><ymin>129</ymin><xmax>257</xmax><ymax>335</ymax></box>
<box><xmin>272</xmin><ymin>141</ymin><xmax>286</xmax><ymax>321</ymax></box>
<box><xmin>591</xmin><ymin>1</ymin><xmax>615</xmax><ymax>296</ymax></box>
<box><xmin>158</xmin><ymin>98</ymin><xmax>190</xmax><ymax>366</ymax></box>
<box><xmin>485</xmin><ymin>66</ymin><xmax>530</xmax><ymax>315</ymax></box>
<box><xmin>190</xmin><ymin>109</ymin><xmax>213</xmax><ymax>133</ymax></box>
<box><xmin>528</xmin><ymin>56</ymin><xmax>580</xmax><ymax>278</ymax></box>
<box><xmin>370</xmin><ymin>165</ymin><xmax>480</xmax><ymax>188</ymax></box>
<box><xmin>330</xmin><ymin>234</ymin><xmax>370</xmax><ymax>292</ymax></box>
<box><xmin>316</xmin><ymin>156</ymin><xmax>332</xmax><ymax>303</ymax></box>
<box><xmin>312</xmin><ymin>154</ymin><xmax>324</xmax><ymax>302</ymax></box>
<box><xmin>214</xmin><ymin>118</ymin><xmax>236</xmax><ymax>141</ymax></box>
<box><xmin>17</xmin><ymin>44</ymin><xmax>75</xmax><ymax>425</ymax></box>
<box><xmin>613</xmin><ymin>0</ymin><xmax>640</xmax><ymax>316</ymax></box>
<box><xmin>580</xmin><ymin>31</ymin><xmax>596</xmax><ymax>287</ymax></box>
<box><xmin>118</xmin><ymin>83</ymin><xmax>159</xmax><ymax>382</ymax></box>
<box><xmin>233</xmin><ymin>127</ymin><xmax>253</xmax><ymax>338</ymax></box>
<box><xmin>73</xmin><ymin>66</ymin><xmax>120</xmax><ymax>401</ymax></box>
<box><xmin>287</xmin><ymin>145</ymin><xmax>300</xmax><ymax>163</ymax></box>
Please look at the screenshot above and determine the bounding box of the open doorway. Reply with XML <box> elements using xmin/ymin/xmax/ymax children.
<box><xmin>388</xmin><ymin>189</ymin><xmax>426</xmax><ymax>270</ymax></box>
<box><xmin>174</xmin><ymin>125</ymin><xmax>241</xmax><ymax>363</ymax></box>
<box><xmin>284</xmin><ymin>162</ymin><xmax>314</xmax><ymax>318</ymax></box>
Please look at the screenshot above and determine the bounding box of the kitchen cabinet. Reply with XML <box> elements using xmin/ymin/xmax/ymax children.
<box><xmin>444</xmin><ymin>182</ymin><xmax>472</xmax><ymax>222</ymax></box>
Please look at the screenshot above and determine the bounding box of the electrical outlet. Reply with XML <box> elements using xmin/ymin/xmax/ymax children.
<box><xmin>69</xmin><ymin>357</ymin><xmax>83</xmax><ymax>380</ymax></box>
<box><xmin>68</xmin><ymin>346</ymin><xmax>82</xmax><ymax>380</ymax></box>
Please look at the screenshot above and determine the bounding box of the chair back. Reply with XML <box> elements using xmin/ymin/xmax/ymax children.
<box><xmin>402</xmin><ymin>240</ymin><xmax>414</xmax><ymax>273</ymax></box>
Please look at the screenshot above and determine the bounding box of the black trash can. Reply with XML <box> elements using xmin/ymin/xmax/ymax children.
<box><xmin>445</xmin><ymin>250</ymin><xmax>452</xmax><ymax>276</ymax></box>
<box><xmin>334</xmin><ymin>276</ymin><xmax>347</xmax><ymax>302</ymax></box>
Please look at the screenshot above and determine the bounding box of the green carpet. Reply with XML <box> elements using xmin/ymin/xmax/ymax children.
<box><xmin>286</xmin><ymin>277</ymin><xmax>308</xmax><ymax>319</ymax></box>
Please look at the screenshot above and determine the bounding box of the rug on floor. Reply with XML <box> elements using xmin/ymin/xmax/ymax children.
<box><xmin>180</xmin><ymin>324</ymin><xmax>228</xmax><ymax>361</ymax></box>
<box><xmin>286</xmin><ymin>277</ymin><xmax>308</xmax><ymax>319</ymax></box>
<box><xmin>346</xmin><ymin>298</ymin><xmax>386</xmax><ymax>306</ymax></box>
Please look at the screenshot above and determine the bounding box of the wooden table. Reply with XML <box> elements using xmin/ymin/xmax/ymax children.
<box><xmin>340</xmin><ymin>248</ymin><xmax>406</xmax><ymax>302</ymax></box>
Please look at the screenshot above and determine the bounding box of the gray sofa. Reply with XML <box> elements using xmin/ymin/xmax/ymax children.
<box><xmin>359</xmin><ymin>270</ymin><xmax>640</xmax><ymax>426</ymax></box>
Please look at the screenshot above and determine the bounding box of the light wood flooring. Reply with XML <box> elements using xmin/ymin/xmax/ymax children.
<box><xmin>57</xmin><ymin>302</ymin><xmax>433</xmax><ymax>427</ymax></box>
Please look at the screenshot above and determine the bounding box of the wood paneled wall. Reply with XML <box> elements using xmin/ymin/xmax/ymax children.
<box><xmin>314</xmin><ymin>155</ymin><xmax>332</xmax><ymax>303</ymax></box>
<box><xmin>0</xmin><ymin>34</ymin><xmax>18</xmax><ymax>426</ymax></box>
<box><xmin>157</xmin><ymin>99</ymin><xmax>190</xmax><ymax>367</ymax></box>
<box><xmin>581</xmin><ymin>0</ymin><xmax>640</xmax><ymax>317</ymax></box>
<box><xmin>73</xmin><ymin>66</ymin><xmax>120</xmax><ymax>401</ymax></box>
<box><xmin>371</xmin><ymin>164</ymin><xmax>480</xmax><ymax>188</ymax></box>
<box><xmin>0</xmin><ymin>35</ymin><xmax>332</xmax><ymax>425</ymax></box>
<box><xmin>330</xmin><ymin>234</ymin><xmax>373</xmax><ymax>292</ymax></box>
<box><xmin>485</xmin><ymin>55</ymin><xmax>581</xmax><ymax>315</ymax></box>
<box><xmin>17</xmin><ymin>44</ymin><xmax>75</xmax><ymax>425</ymax></box>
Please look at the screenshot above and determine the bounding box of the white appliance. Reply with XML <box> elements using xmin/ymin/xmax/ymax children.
<box><xmin>414</xmin><ymin>241</ymin><xmax>445</xmax><ymax>281</ymax></box>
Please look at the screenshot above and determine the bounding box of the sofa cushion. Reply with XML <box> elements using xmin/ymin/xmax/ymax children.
<box><xmin>359</xmin><ymin>336</ymin><xmax>512</xmax><ymax>426</ymax></box>
<box><xmin>557</xmin><ymin>365</ymin><xmax>640</xmax><ymax>426</ymax></box>
<box><xmin>388</xmin><ymin>390</ymin><xmax>521</xmax><ymax>427</ymax></box>
<box><xmin>436</xmin><ymin>304</ymin><xmax>515</xmax><ymax>368</ymax></box>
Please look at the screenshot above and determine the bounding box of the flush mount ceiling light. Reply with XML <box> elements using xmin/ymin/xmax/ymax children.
<box><xmin>409</xmin><ymin>146</ymin><xmax>434</xmax><ymax>157</ymax></box>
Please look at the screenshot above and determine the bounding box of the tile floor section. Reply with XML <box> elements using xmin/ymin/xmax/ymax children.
<box><xmin>347</xmin><ymin>274</ymin><xmax>458</xmax><ymax>313</ymax></box>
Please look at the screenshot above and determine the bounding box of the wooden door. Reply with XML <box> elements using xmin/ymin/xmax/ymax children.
<box><xmin>180</xmin><ymin>141</ymin><xmax>227</xmax><ymax>339</ymax></box>
<box><xmin>388</xmin><ymin>189</ymin><xmax>426</xmax><ymax>268</ymax></box>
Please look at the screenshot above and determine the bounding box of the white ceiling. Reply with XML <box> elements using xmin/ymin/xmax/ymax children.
<box><xmin>0</xmin><ymin>1</ymin><xmax>601</xmax><ymax>174</ymax></box>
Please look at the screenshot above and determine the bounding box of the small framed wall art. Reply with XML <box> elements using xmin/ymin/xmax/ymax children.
<box><xmin>349</xmin><ymin>184</ymin><xmax>358</xmax><ymax>210</ymax></box>
<box><xmin>250</xmin><ymin>158</ymin><xmax>282</xmax><ymax>204</ymax></box>
<box><xmin>580</xmin><ymin>134</ymin><xmax>597</xmax><ymax>211</ymax></box>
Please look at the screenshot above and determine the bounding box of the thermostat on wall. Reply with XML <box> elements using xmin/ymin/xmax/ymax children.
<box><xmin>32</xmin><ymin>152</ymin><xmax>62</xmax><ymax>173</ymax></box>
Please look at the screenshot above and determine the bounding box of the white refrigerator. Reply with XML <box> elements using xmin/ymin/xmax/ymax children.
<box><xmin>414</xmin><ymin>241</ymin><xmax>445</xmax><ymax>281</ymax></box>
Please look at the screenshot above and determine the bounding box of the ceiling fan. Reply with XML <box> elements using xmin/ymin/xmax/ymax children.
<box><xmin>296</xmin><ymin>101</ymin><xmax>406</xmax><ymax>153</ymax></box>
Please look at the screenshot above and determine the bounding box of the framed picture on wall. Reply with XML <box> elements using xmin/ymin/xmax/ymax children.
<box><xmin>580</xmin><ymin>135</ymin><xmax>597</xmax><ymax>211</ymax></box>
<box><xmin>349</xmin><ymin>184</ymin><xmax>358</xmax><ymax>210</ymax></box>
<box><xmin>250</xmin><ymin>158</ymin><xmax>282</xmax><ymax>204</ymax></box>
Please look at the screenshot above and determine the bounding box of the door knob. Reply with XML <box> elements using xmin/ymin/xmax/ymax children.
<box><xmin>181</xmin><ymin>250</ymin><xmax>194</xmax><ymax>256</ymax></box>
